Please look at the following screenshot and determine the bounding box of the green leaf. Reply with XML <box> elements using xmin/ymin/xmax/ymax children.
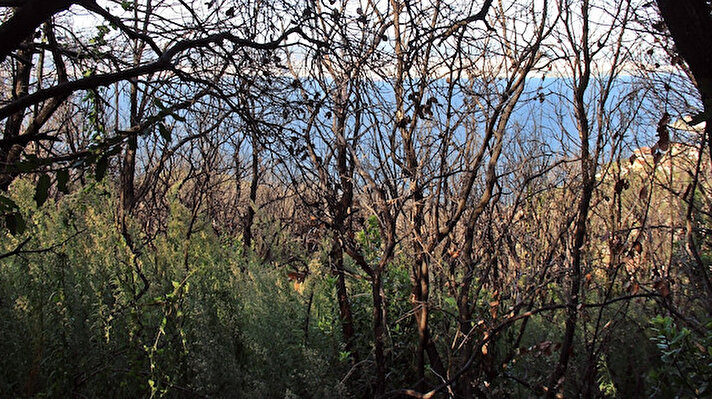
<box><xmin>56</xmin><ymin>170</ymin><xmax>70</xmax><ymax>194</ymax></box>
<box><xmin>95</xmin><ymin>155</ymin><xmax>108</xmax><ymax>181</ymax></box>
<box><xmin>444</xmin><ymin>296</ymin><xmax>457</xmax><ymax>309</ymax></box>
<box><xmin>34</xmin><ymin>173</ymin><xmax>51</xmax><ymax>207</ymax></box>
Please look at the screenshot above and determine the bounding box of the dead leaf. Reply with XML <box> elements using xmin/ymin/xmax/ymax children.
<box><xmin>631</xmin><ymin>281</ymin><xmax>640</xmax><ymax>295</ymax></box>
<box><xmin>657</xmin><ymin>113</ymin><xmax>671</xmax><ymax>151</ymax></box>
<box><xmin>654</xmin><ymin>279</ymin><xmax>670</xmax><ymax>297</ymax></box>
<box><xmin>448</xmin><ymin>247</ymin><xmax>461</xmax><ymax>259</ymax></box>
<box><xmin>614</xmin><ymin>179</ymin><xmax>629</xmax><ymax>194</ymax></box>
<box><xmin>639</xmin><ymin>186</ymin><xmax>648</xmax><ymax>201</ymax></box>
<box><xmin>694</xmin><ymin>341</ymin><xmax>707</xmax><ymax>354</ymax></box>
<box><xmin>653</xmin><ymin>150</ymin><xmax>662</xmax><ymax>164</ymax></box>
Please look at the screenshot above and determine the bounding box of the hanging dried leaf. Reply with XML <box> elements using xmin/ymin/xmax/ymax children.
<box><xmin>34</xmin><ymin>173</ymin><xmax>51</xmax><ymax>207</ymax></box>
<box><xmin>630</xmin><ymin>280</ymin><xmax>640</xmax><ymax>295</ymax></box>
<box><xmin>614</xmin><ymin>179</ymin><xmax>629</xmax><ymax>194</ymax></box>
<box><xmin>654</xmin><ymin>279</ymin><xmax>670</xmax><ymax>297</ymax></box>
<box><xmin>653</xmin><ymin>150</ymin><xmax>662</xmax><ymax>165</ymax></box>
<box><xmin>95</xmin><ymin>155</ymin><xmax>108</xmax><ymax>181</ymax></box>
<box><xmin>657</xmin><ymin>113</ymin><xmax>670</xmax><ymax>151</ymax></box>
<box><xmin>639</xmin><ymin>186</ymin><xmax>648</xmax><ymax>201</ymax></box>
<box><xmin>56</xmin><ymin>169</ymin><xmax>70</xmax><ymax>194</ymax></box>
<box><xmin>396</xmin><ymin>115</ymin><xmax>411</xmax><ymax>129</ymax></box>
<box><xmin>447</xmin><ymin>247</ymin><xmax>461</xmax><ymax>259</ymax></box>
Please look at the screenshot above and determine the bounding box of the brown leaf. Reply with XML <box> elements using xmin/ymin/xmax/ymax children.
<box><xmin>657</xmin><ymin>113</ymin><xmax>671</xmax><ymax>152</ymax></box>
<box><xmin>631</xmin><ymin>281</ymin><xmax>640</xmax><ymax>295</ymax></box>
<box><xmin>614</xmin><ymin>179</ymin><xmax>629</xmax><ymax>194</ymax></box>
<box><xmin>654</xmin><ymin>279</ymin><xmax>670</xmax><ymax>297</ymax></box>
<box><xmin>448</xmin><ymin>247</ymin><xmax>461</xmax><ymax>259</ymax></box>
<box><xmin>653</xmin><ymin>150</ymin><xmax>662</xmax><ymax>165</ymax></box>
<box><xmin>633</xmin><ymin>241</ymin><xmax>643</xmax><ymax>254</ymax></box>
<box><xmin>694</xmin><ymin>341</ymin><xmax>707</xmax><ymax>354</ymax></box>
<box><xmin>489</xmin><ymin>300</ymin><xmax>500</xmax><ymax>319</ymax></box>
<box><xmin>639</xmin><ymin>186</ymin><xmax>648</xmax><ymax>201</ymax></box>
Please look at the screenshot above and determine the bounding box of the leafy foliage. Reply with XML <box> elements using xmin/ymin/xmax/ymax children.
<box><xmin>648</xmin><ymin>316</ymin><xmax>712</xmax><ymax>398</ymax></box>
<box><xmin>0</xmin><ymin>180</ymin><xmax>349</xmax><ymax>397</ymax></box>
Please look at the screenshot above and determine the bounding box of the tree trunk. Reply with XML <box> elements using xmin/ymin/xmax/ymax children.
<box><xmin>656</xmin><ymin>0</ymin><xmax>712</xmax><ymax>305</ymax></box>
<box><xmin>0</xmin><ymin>41</ymin><xmax>33</xmax><ymax>191</ymax></box>
<box><xmin>0</xmin><ymin>0</ymin><xmax>74</xmax><ymax>62</ymax></box>
<box><xmin>331</xmin><ymin>239</ymin><xmax>356</xmax><ymax>360</ymax></box>
<box><xmin>548</xmin><ymin>2</ymin><xmax>593</xmax><ymax>395</ymax></box>
<box><xmin>243</xmin><ymin>135</ymin><xmax>259</xmax><ymax>249</ymax></box>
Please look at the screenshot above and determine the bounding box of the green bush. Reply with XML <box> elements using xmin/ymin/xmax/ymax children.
<box><xmin>0</xmin><ymin>180</ymin><xmax>351</xmax><ymax>397</ymax></box>
<box><xmin>648</xmin><ymin>316</ymin><xmax>712</xmax><ymax>398</ymax></box>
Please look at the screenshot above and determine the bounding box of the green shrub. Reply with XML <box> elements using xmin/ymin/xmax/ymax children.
<box><xmin>648</xmin><ymin>316</ymin><xmax>712</xmax><ymax>398</ymax></box>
